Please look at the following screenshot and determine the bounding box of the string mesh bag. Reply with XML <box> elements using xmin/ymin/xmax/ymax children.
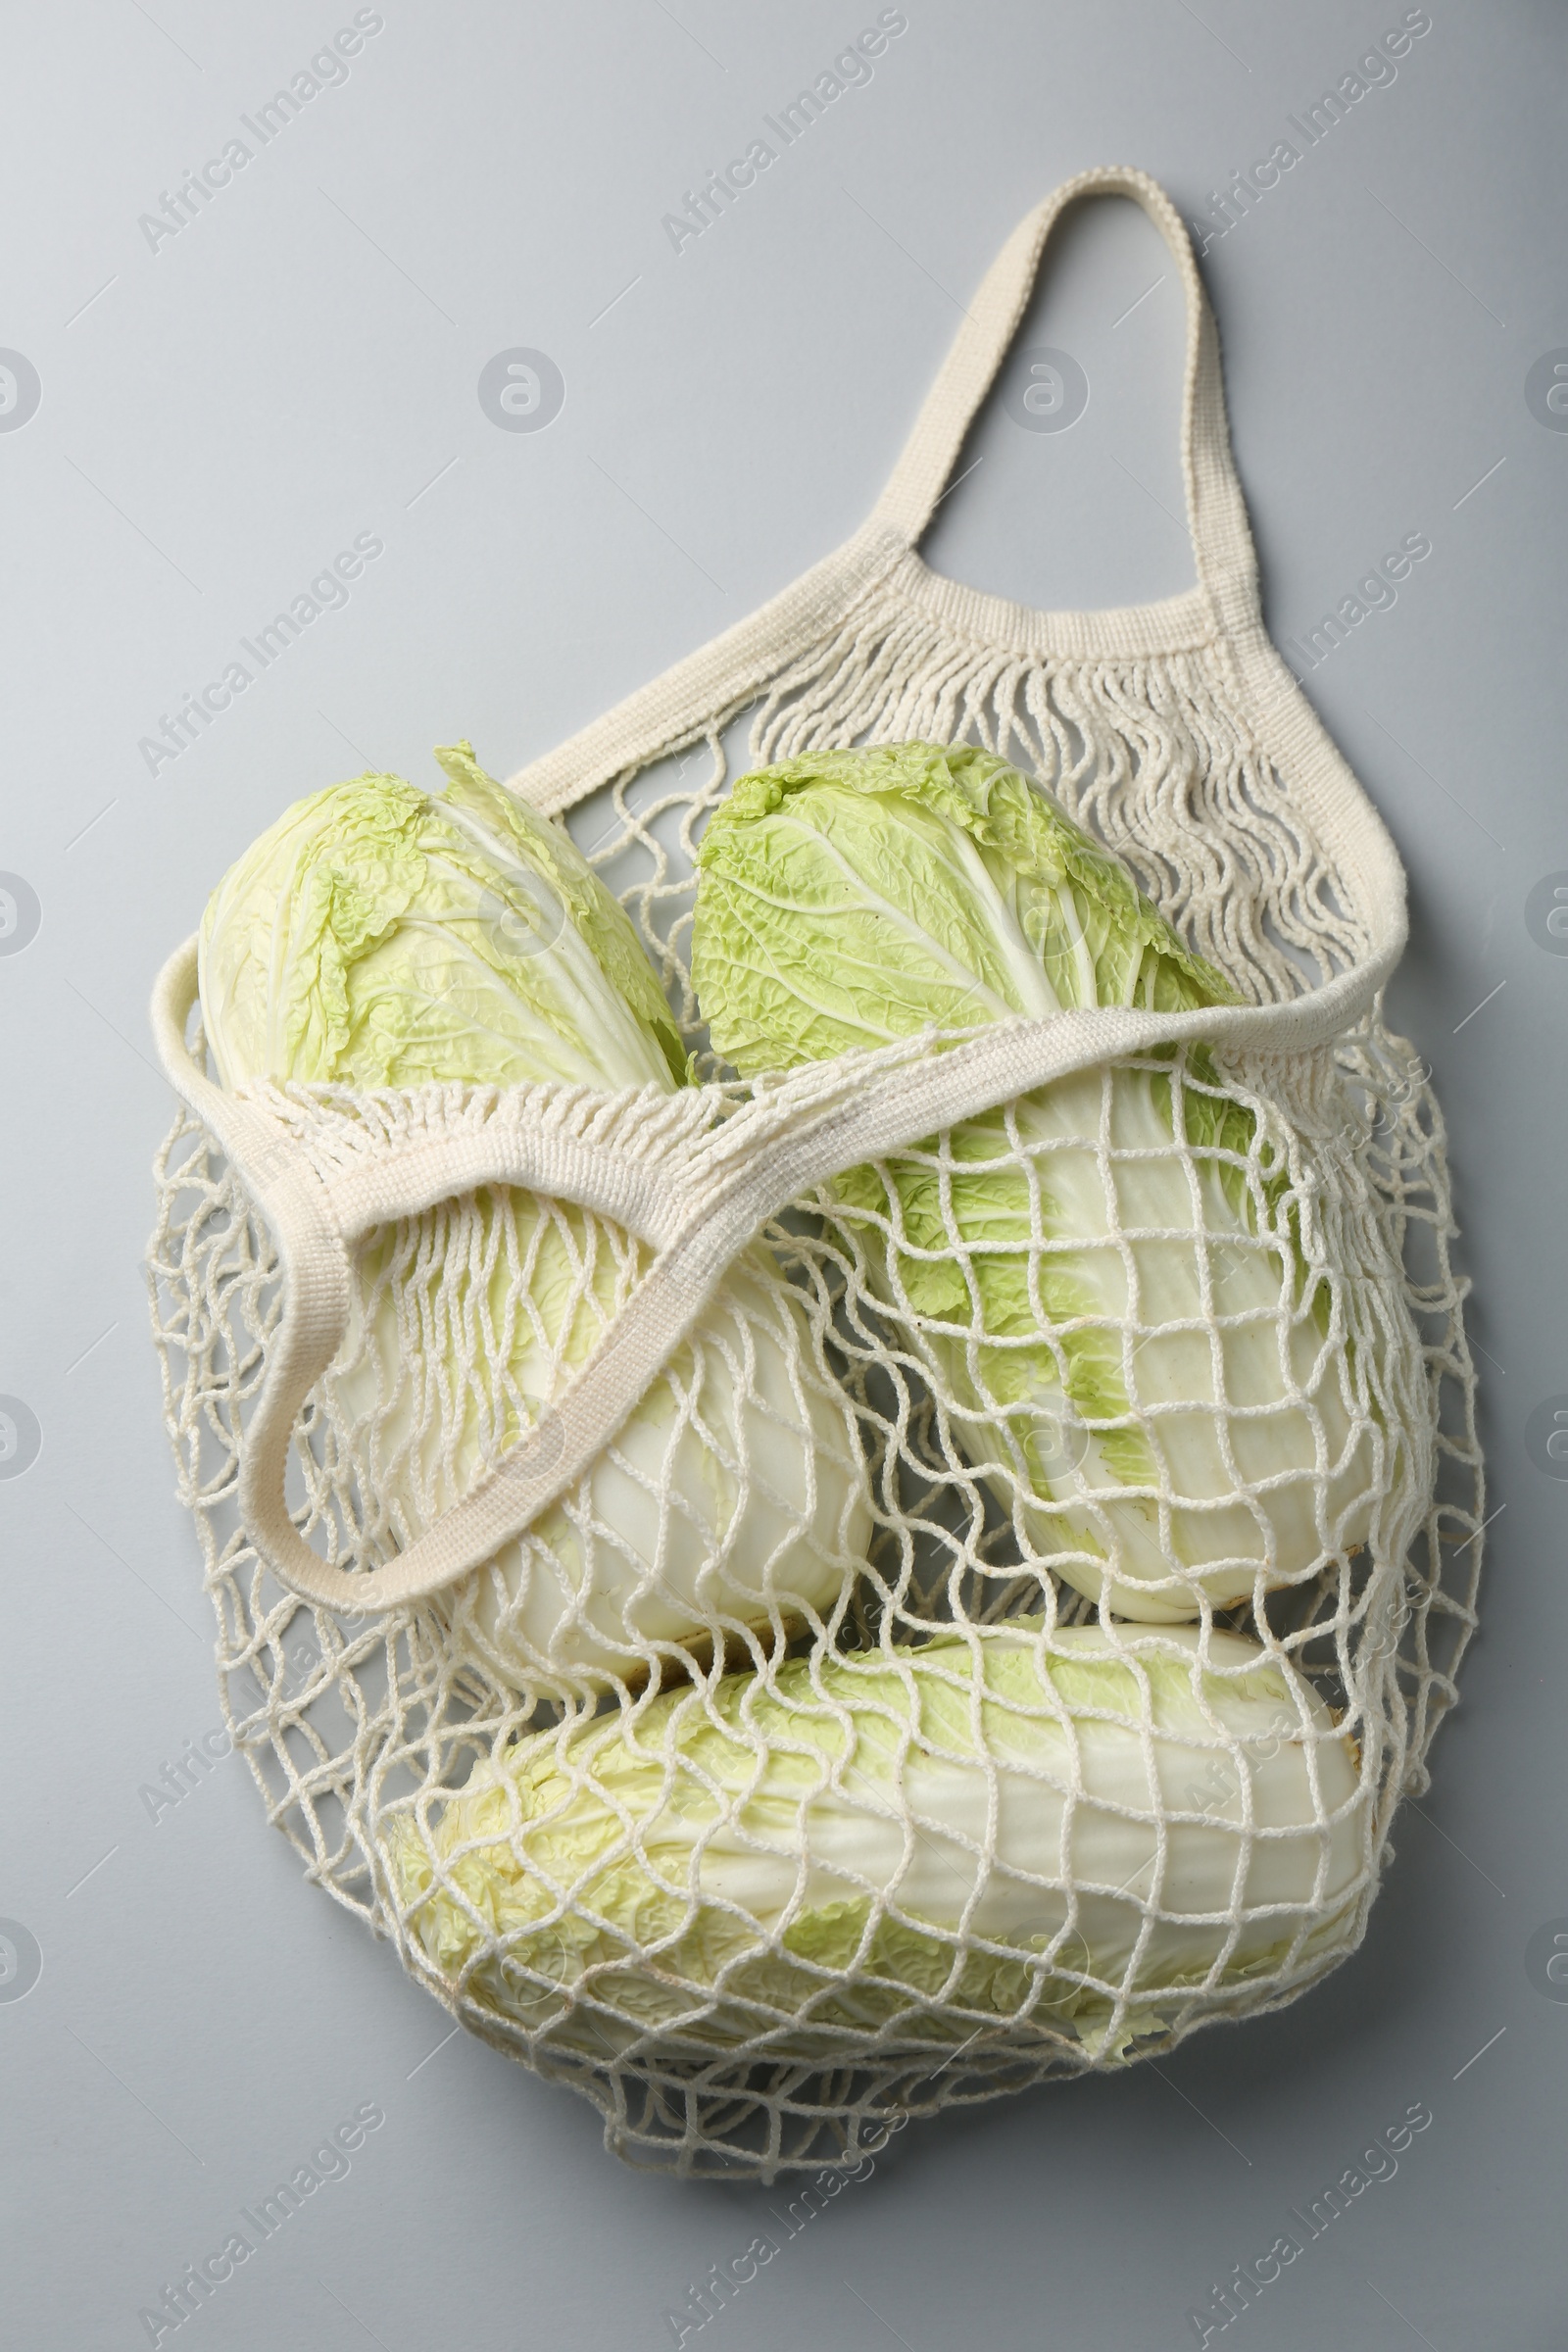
<box><xmin>146</xmin><ymin>168</ymin><xmax>1483</xmax><ymax>2181</ymax></box>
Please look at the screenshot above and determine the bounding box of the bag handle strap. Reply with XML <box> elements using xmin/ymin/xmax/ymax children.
<box><xmin>505</xmin><ymin>169</ymin><xmax>1261</xmax><ymax>819</ymax></box>
<box><xmin>153</xmin><ymin>925</ymin><xmax>1392</xmax><ymax>1618</ymax></box>
<box><xmin>151</xmin><ymin>941</ymin><xmax>698</xmax><ymax>1616</ymax></box>
<box><xmin>869</xmin><ymin>163</ymin><xmax>1259</xmax><ymax>633</ymax></box>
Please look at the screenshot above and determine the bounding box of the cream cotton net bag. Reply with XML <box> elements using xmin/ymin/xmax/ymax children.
<box><xmin>147</xmin><ymin>167</ymin><xmax>1483</xmax><ymax>2179</ymax></box>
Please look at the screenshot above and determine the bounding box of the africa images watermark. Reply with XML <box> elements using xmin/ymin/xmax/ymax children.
<box><xmin>138</xmin><ymin>1725</ymin><xmax>234</xmax><ymax>1825</ymax></box>
<box><xmin>1183</xmin><ymin>2097</ymin><xmax>1434</xmax><ymax>2343</ymax></box>
<box><xmin>659</xmin><ymin>2106</ymin><xmax>910</xmax><ymax>2344</ymax></box>
<box><xmin>1281</xmin><ymin>528</ymin><xmax>1432</xmax><ymax>677</ymax></box>
<box><xmin>135</xmin><ymin>1617</ymin><xmax>350</xmax><ymax>1829</ymax></box>
<box><xmin>137</xmin><ymin>12</ymin><xmax>387</xmax><ymax>254</ymax></box>
<box><xmin>136</xmin><ymin>2099</ymin><xmax>386</xmax><ymax>2343</ymax></box>
<box><xmin>1185</xmin><ymin>9</ymin><xmax>1433</xmax><ymax>257</ymax></box>
<box><xmin>137</xmin><ymin>530</ymin><xmax>384</xmax><ymax>777</ymax></box>
<box><xmin>661</xmin><ymin>9</ymin><xmax>909</xmax><ymax>255</ymax></box>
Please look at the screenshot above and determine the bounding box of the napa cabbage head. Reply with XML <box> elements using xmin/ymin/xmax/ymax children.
<box><xmin>199</xmin><ymin>741</ymin><xmax>685</xmax><ymax>1096</ymax></box>
<box><xmin>692</xmin><ymin>744</ymin><xmax>1380</xmax><ymax>1621</ymax></box>
<box><xmin>198</xmin><ymin>746</ymin><xmax>869</xmax><ymax>1690</ymax></box>
<box><xmin>392</xmin><ymin>1619</ymin><xmax>1364</xmax><ymax>2065</ymax></box>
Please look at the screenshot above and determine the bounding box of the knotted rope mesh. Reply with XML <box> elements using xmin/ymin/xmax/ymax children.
<box><xmin>147</xmin><ymin>618</ymin><xmax>1482</xmax><ymax>2180</ymax></box>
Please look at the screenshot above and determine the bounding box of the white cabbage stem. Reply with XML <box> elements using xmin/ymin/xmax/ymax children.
<box><xmin>332</xmin><ymin>1197</ymin><xmax>870</xmax><ymax>1690</ymax></box>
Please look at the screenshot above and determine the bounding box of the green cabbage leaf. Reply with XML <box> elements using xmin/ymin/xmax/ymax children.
<box><xmin>199</xmin><ymin>741</ymin><xmax>684</xmax><ymax>1095</ymax></box>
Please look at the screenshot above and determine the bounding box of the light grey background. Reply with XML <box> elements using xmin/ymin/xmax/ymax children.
<box><xmin>1</xmin><ymin>3</ymin><xmax>1563</xmax><ymax>2346</ymax></box>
